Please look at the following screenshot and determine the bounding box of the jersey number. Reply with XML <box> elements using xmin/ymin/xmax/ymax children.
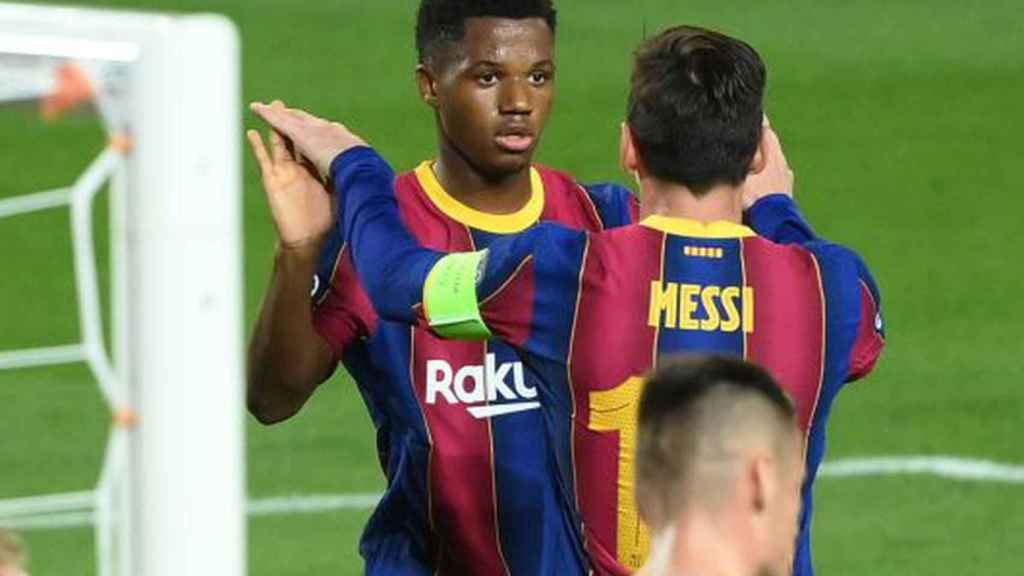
<box><xmin>588</xmin><ymin>376</ymin><xmax>651</xmax><ymax>570</ymax></box>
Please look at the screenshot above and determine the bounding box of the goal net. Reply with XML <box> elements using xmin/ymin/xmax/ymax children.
<box><xmin>0</xmin><ymin>4</ymin><xmax>244</xmax><ymax>576</ymax></box>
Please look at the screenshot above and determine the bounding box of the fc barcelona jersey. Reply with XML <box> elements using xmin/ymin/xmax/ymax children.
<box><xmin>312</xmin><ymin>157</ymin><xmax>636</xmax><ymax>575</ymax></box>
<box><xmin>336</xmin><ymin>147</ymin><xmax>885</xmax><ymax>576</ymax></box>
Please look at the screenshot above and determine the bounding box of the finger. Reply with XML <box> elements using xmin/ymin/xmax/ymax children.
<box><xmin>298</xmin><ymin>153</ymin><xmax>322</xmax><ymax>183</ymax></box>
<box><xmin>246</xmin><ymin>129</ymin><xmax>273</xmax><ymax>175</ymax></box>
<box><xmin>268</xmin><ymin>127</ymin><xmax>292</xmax><ymax>163</ymax></box>
<box><xmin>763</xmin><ymin>127</ymin><xmax>783</xmax><ymax>156</ymax></box>
<box><xmin>288</xmin><ymin>107</ymin><xmax>320</xmax><ymax>123</ymax></box>
<box><xmin>251</xmin><ymin>102</ymin><xmax>298</xmax><ymax>136</ymax></box>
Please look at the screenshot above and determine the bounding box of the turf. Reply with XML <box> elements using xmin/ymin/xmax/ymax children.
<box><xmin>1</xmin><ymin>0</ymin><xmax>1021</xmax><ymax>574</ymax></box>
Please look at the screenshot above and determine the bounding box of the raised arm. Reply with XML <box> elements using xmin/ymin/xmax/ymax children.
<box><xmin>243</xmin><ymin>110</ymin><xmax>340</xmax><ymax>424</ymax></box>
<box><xmin>742</xmin><ymin>121</ymin><xmax>819</xmax><ymax>245</ymax></box>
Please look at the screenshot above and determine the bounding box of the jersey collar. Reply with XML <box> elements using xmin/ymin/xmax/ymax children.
<box><xmin>414</xmin><ymin>161</ymin><xmax>546</xmax><ymax>234</ymax></box>
<box><xmin>640</xmin><ymin>215</ymin><xmax>756</xmax><ymax>239</ymax></box>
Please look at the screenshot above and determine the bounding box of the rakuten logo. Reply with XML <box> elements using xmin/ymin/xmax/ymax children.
<box><xmin>425</xmin><ymin>355</ymin><xmax>540</xmax><ymax>419</ymax></box>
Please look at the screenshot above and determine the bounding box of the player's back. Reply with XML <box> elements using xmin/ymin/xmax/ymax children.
<box><xmin>516</xmin><ymin>217</ymin><xmax>883</xmax><ymax>575</ymax></box>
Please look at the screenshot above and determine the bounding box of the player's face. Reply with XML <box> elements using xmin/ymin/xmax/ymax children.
<box><xmin>430</xmin><ymin>17</ymin><xmax>555</xmax><ymax>177</ymax></box>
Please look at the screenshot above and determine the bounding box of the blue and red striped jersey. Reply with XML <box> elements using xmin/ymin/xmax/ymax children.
<box><xmin>336</xmin><ymin>147</ymin><xmax>885</xmax><ymax>576</ymax></box>
<box><xmin>312</xmin><ymin>158</ymin><xmax>637</xmax><ymax>575</ymax></box>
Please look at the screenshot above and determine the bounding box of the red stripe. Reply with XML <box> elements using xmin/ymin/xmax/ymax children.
<box><xmin>398</xmin><ymin>173</ymin><xmax>509</xmax><ymax>575</ymax></box>
<box><xmin>480</xmin><ymin>258</ymin><xmax>536</xmax><ymax>348</ymax></box>
<box><xmin>742</xmin><ymin>238</ymin><xmax>825</xmax><ymax>431</ymax></box>
<box><xmin>536</xmin><ymin>165</ymin><xmax>606</xmax><ymax>232</ymax></box>
<box><xmin>569</xmin><ymin>227</ymin><xmax>663</xmax><ymax>575</ymax></box>
<box><xmin>312</xmin><ymin>251</ymin><xmax>377</xmax><ymax>358</ymax></box>
<box><xmin>848</xmin><ymin>281</ymin><xmax>884</xmax><ymax>381</ymax></box>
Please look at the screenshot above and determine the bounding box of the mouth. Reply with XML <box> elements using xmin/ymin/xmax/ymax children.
<box><xmin>494</xmin><ymin>129</ymin><xmax>535</xmax><ymax>153</ymax></box>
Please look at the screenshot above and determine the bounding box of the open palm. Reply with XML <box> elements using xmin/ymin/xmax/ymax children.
<box><xmin>247</xmin><ymin>126</ymin><xmax>333</xmax><ymax>249</ymax></box>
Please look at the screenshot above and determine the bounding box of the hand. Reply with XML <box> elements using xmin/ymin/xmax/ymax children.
<box><xmin>246</xmin><ymin>115</ymin><xmax>333</xmax><ymax>251</ymax></box>
<box><xmin>250</xmin><ymin>101</ymin><xmax>367</xmax><ymax>180</ymax></box>
<box><xmin>742</xmin><ymin>117</ymin><xmax>794</xmax><ymax>210</ymax></box>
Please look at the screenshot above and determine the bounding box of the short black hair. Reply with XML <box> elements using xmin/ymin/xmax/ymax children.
<box><xmin>627</xmin><ymin>25</ymin><xmax>766</xmax><ymax>195</ymax></box>
<box><xmin>416</xmin><ymin>0</ymin><xmax>558</xmax><ymax>65</ymax></box>
<box><xmin>638</xmin><ymin>356</ymin><xmax>794</xmax><ymax>435</ymax></box>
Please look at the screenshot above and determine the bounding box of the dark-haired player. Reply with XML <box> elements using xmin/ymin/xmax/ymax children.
<box><xmin>251</xmin><ymin>25</ymin><xmax>885</xmax><ymax>576</ymax></box>
<box><xmin>634</xmin><ymin>357</ymin><xmax>804</xmax><ymax>576</ymax></box>
<box><xmin>247</xmin><ymin>1</ymin><xmax>637</xmax><ymax>574</ymax></box>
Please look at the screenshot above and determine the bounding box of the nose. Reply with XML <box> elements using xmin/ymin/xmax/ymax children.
<box><xmin>498</xmin><ymin>78</ymin><xmax>532</xmax><ymax>116</ymax></box>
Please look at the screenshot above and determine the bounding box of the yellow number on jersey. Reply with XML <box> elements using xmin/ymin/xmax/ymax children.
<box><xmin>587</xmin><ymin>376</ymin><xmax>651</xmax><ymax>570</ymax></box>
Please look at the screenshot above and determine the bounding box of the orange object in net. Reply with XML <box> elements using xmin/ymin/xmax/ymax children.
<box><xmin>112</xmin><ymin>408</ymin><xmax>139</xmax><ymax>429</ymax></box>
<box><xmin>40</xmin><ymin>63</ymin><xmax>94</xmax><ymax>121</ymax></box>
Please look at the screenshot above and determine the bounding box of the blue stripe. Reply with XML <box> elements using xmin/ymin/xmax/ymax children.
<box><xmin>472</xmin><ymin>228</ymin><xmax>589</xmax><ymax>575</ymax></box>
<box><xmin>791</xmin><ymin>243</ymin><xmax>864</xmax><ymax>576</ymax></box>
<box><xmin>655</xmin><ymin>236</ymin><xmax>746</xmax><ymax>362</ymax></box>
<box><xmin>313</xmin><ymin>220</ymin><xmax>346</xmax><ymax>303</ymax></box>
<box><xmin>583</xmin><ymin>182</ymin><xmax>636</xmax><ymax>228</ymax></box>
<box><xmin>347</xmin><ymin>324</ymin><xmax>435</xmax><ymax>575</ymax></box>
<box><xmin>514</xmin><ymin>230</ymin><xmax>594</xmax><ymax>572</ymax></box>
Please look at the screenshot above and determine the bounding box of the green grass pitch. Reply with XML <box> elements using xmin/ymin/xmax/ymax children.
<box><xmin>1</xmin><ymin>1</ymin><xmax>1022</xmax><ymax>574</ymax></box>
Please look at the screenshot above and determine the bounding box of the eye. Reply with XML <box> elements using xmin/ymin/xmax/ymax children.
<box><xmin>477</xmin><ymin>72</ymin><xmax>499</xmax><ymax>86</ymax></box>
<box><xmin>529</xmin><ymin>71</ymin><xmax>550</xmax><ymax>85</ymax></box>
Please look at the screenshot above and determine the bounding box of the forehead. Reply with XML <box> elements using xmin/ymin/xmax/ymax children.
<box><xmin>458</xmin><ymin>17</ymin><xmax>553</xmax><ymax>63</ymax></box>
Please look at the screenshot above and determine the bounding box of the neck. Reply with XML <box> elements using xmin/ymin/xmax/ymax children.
<box><xmin>434</xmin><ymin>135</ymin><xmax>534</xmax><ymax>215</ymax></box>
<box><xmin>641</xmin><ymin>509</ymin><xmax>753</xmax><ymax>576</ymax></box>
<box><xmin>637</xmin><ymin>177</ymin><xmax>744</xmax><ymax>224</ymax></box>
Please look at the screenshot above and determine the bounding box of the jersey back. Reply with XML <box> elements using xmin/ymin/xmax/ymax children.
<box><xmin>477</xmin><ymin>217</ymin><xmax>884</xmax><ymax>575</ymax></box>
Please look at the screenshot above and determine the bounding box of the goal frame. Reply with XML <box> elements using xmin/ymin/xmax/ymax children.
<box><xmin>0</xmin><ymin>4</ymin><xmax>244</xmax><ymax>576</ymax></box>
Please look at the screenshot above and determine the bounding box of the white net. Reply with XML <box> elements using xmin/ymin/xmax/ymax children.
<box><xmin>0</xmin><ymin>57</ymin><xmax>130</xmax><ymax>576</ymax></box>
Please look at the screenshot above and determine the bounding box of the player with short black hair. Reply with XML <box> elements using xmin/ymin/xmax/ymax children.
<box><xmin>247</xmin><ymin>1</ymin><xmax>637</xmax><ymax>573</ymax></box>
<box><xmin>634</xmin><ymin>356</ymin><xmax>803</xmax><ymax>576</ymax></box>
<box><xmin>627</xmin><ymin>26</ymin><xmax>765</xmax><ymax>194</ymax></box>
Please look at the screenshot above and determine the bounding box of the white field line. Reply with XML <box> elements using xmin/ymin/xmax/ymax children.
<box><xmin>818</xmin><ymin>455</ymin><xmax>1024</xmax><ymax>483</ymax></box>
<box><xmin>2</xmin><ymin>456</ymin><xmax>1021</xmax><ymax>532</ymax></box>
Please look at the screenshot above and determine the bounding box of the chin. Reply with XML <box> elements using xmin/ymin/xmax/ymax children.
<box><xmin>481</xmin><ymin>153</ymin><xmax>533</xmax><ymax>177</ymax></box>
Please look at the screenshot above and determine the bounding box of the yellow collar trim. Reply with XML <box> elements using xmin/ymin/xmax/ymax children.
<box><xmin>640</xmin><ymin>215</ymin><xmax>756</xmax><ymax>239</ymax></box>
<box><xmin>414</xmin><ymin>161</ymin><xmax>545</xmax><ymax>234</ymax></box>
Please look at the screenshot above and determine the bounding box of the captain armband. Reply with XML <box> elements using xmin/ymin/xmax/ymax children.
<box><xmin>423</xmin><ymin>250</ymin><xmax>492</xmax><ymax>340</ymax></box>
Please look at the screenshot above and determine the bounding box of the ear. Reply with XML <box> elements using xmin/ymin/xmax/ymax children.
<box><xmin>416</xmin><ymin>64</ymin><xmax>440</xmax><ymax>109</ymax></box>
<box><xmin>748</xmin><ymin>129</ymin><xmax>768</xmax><ymax>176</ymax></box>
<box><xmin>620</xmin><ymin>122</ymin><xmax>641</xmax><ymax>174</ymax></box>
<box><xmin>749</xmin><ymin>456</ymin><xmax>774</xmax><ymax>515</ymax></box>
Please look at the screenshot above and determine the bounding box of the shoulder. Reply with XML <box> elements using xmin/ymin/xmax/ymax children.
<box><xmin>393</xmin><ymin>167</ymin><xmax>421</xmax><ymax>196</ymax></box>
<box><xmin>534</xmin><ymin>165</ymin><xmax>638</xmax><ymax>229</ymax></box>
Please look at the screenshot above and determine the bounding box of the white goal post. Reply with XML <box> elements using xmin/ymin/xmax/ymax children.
<box><xmin>0</xmin><ymin>4</ymin><xmax>244</xmax><ymax>576</ymax></box>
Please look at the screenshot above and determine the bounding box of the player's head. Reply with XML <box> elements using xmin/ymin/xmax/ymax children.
<box><xmin>415</xmin><ymin>0</ymin><xmax>558</xmax><ymax>177</ymax></box>
<box><xmin>0</xmin><ymin>530</ymin><xmax>28</xmax><ymax>576</ymax></box>
<box><xmin>636</xmin><ymin>356</ymin><xmax>803</xmax><ymax>576</ymax></box>
<box><xmin>622</xmin><ymin>25</ymin><xmax>767</xmax><ymax>196</ymax></box>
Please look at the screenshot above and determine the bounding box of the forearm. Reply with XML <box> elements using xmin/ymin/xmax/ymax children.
<box><xmin>331</xmin><ymin>147</ymin><xmax>443</xmax><ymax>324</ymax></box>
<box><xmin>247</xmin><ymin>244</ymin><xmax>335</xmax><ymax>424</ymax></box>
